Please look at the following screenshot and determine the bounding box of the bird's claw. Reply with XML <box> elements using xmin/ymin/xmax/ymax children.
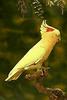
<box><xmin>25</xmin><ymin>66</ymin><xmax>49</xmax><ymax>80</ymax></box>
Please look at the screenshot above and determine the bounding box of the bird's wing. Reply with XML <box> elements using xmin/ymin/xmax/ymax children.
<box><xmin>5</xmin><ymin>40</ymin><xmax>45</xmax><ymax>81</ymax></box>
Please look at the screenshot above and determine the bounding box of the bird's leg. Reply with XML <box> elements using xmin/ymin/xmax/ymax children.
<box><xmin>39</xmin><ymin>66</ymin><xmax>49</xmax><ymax>78</ymax></box>
<box><xmin>25</xmin><ymin>68</ymin><xmax>42</xmax><ymax>80</ymax></box>
<box><xmin>25</xmin><ymin>70</ymin><xmax>40</xmax><ymax>80</ymax></box>
<box><xmin>25</xmin><ymin>66</ymin><xmax>49</xmax><ymax>80</ymax></box>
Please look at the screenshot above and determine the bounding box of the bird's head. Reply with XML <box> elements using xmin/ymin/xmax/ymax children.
<box><xmin>40</xmin><ymin>20</ymin><xmax>61</xmax><ymax>40</ymax></box>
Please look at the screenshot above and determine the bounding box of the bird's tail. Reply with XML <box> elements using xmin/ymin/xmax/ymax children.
<box><xmin>5</xmin><ymin>68</ymin><xmax>23</xmax><ymax>81</ymax></box>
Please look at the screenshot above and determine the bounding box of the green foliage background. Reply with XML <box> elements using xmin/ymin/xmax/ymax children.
<box><xmin>0</xmin><ymin>0</ymin><xmax>67</xmax><ymax>100</ymax></box>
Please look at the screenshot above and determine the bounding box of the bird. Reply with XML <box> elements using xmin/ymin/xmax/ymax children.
<box><xmin>5</xmin><ymin>20</ymin><xmax>61</xmax><ymax>81</ymax></box>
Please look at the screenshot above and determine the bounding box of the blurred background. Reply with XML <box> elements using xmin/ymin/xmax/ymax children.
<box><xmin>0</xmin><ymin>0</ymin><xmax>67</xmax><ymax>100</ymax></box>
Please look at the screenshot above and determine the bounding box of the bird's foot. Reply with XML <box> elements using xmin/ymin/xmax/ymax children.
<box><xmin>25</xmin><ymin>66</ymin><xmax>49</xmax><ymax>80</ymax></box>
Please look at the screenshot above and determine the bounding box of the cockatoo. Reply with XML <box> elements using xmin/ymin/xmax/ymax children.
<box><xmin>5</xmin><ymin>20</ymin><xmax>61</xmax><ymax>81</ymax></box>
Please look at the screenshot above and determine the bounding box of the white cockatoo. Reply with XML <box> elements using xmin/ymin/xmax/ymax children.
<box><xmin>5</xmin><ymin>20</ymin><xmax>61</xmax><ymax>81</ymax></box>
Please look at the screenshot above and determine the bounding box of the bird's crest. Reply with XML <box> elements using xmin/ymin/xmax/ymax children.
<box><xmin>40</xmin><ymin>20</ymin><xmax>60</xmax><ymax>40</ymax></box>
<box><xmin>41</xmin><ymin>20</ymin><xmax>54</xmax><ymax>32</ymax></box>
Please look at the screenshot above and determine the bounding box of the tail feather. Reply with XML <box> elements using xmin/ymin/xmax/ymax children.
<box><xmin>5</xmin><ymin>68</ymin><xmax>23</xmax><ymax>81</ymax></box>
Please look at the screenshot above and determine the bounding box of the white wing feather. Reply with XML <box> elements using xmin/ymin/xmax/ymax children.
<box><xmin>5</xmin><ymin>40</ymin><xmax>46</xmax><ymax>81</ymax></box>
